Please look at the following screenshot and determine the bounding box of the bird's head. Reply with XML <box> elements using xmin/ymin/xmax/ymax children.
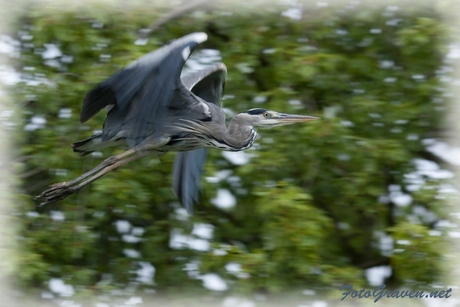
<box><xmin>240</xmin><ymin>108</ymin><xmax>320</xmax><ymax>128</ymax></box>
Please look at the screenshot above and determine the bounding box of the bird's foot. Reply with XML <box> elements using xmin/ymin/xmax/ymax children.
<box><xmin>34</xmin><ymin>182</ymin><xmax>76</xmax><ymax>207</ymax></box>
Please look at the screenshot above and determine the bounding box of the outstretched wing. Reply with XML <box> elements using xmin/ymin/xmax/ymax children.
<box><xmin>80</xmin><ymin>32</ymin><xmax>208</xmax><ymax>145</ymax></box>
<box><xmin>172</xmin><ymin>63</ymin><xmax>227</xmax><ymax>214</ymax></box>
<box><xmin>181</xmin><ymin>63</ymin><xmax>226</xmax><ymax>103</ymax></box>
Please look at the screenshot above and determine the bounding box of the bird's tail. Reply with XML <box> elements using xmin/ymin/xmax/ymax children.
<box><xmin>71</xmin><ymin>132</ymin><xmax>124</xmax><ymax>156</ymax></box>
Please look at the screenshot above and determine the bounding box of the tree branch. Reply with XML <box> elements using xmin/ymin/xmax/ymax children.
<box><xmin>141</xmin><ymin>0</ymin><xmax>211</xmax><ymax>37</ymax></box>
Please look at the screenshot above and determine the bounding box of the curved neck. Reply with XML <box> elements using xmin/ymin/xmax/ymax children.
<box><xmin>222</xmin><ymin>117</ymin><xmax>257</xmax><ymax>151</ymax></box>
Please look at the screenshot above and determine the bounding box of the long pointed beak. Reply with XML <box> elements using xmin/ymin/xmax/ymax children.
<box><xmin>273</xmin><ymin>113</ymin><xmax>321</xmax><ymax>124</ymax></box>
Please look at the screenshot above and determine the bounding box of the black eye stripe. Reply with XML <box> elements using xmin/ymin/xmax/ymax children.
<box><xmin>246</xmin><ymin>108</ymin><xmax>268</xmax><ymax>115</ymax></box>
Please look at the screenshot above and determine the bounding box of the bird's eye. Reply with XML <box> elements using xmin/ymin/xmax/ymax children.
<box><xmin>263</xmin><ymin>112</ymin><xmax>269</xmax><ymax>118</ymax></box>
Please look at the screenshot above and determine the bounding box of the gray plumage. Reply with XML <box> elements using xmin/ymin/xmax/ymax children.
<box><xmin>35</xmin><ymin>32</ymin><xmax>319</xmax><ymax>213</ymax></box>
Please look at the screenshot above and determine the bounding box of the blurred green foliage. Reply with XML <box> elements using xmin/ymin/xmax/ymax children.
<box><xmin>7</xmin><ymin>0</ymin><xmax>452</xmax><ymax>302</ymax></box>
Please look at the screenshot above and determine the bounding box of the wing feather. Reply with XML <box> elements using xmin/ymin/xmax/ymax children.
<box><xmin>80</xmin><ymin>32</ymin><xmax>208</xmax><ymax>145</ymax></box>
<box><xmin>172</xmin><ymin>63</ymin><xmax>227</xmax><ymax>213</ymax></box>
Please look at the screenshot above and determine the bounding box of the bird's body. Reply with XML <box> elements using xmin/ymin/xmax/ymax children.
<box><xmin>35</xmin><ymin>32</ymin><xmax>319</xmax><ymax>212</ymax></box>
<box><xmin>73</xmin><ymin>96</ymin><xmax>257</xmax><ymax>155</ymax></box>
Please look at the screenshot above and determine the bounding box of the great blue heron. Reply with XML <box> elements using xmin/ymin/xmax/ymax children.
<box><xmin>35</xmin><ymin>32</ymin><xmax>320</xmax><ymax>213</ymax></box>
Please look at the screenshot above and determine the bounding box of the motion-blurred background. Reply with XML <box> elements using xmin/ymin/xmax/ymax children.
<box><xmin>1</xmin><ymin>1</ymin><xmax>459</xmax><ymax>306</ymax></box>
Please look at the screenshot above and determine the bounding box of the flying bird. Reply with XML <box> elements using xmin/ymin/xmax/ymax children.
<box><xmin>35</xmin><ymin>32</ymin><xmax>320</xmax><ymax>213</ymax></box>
